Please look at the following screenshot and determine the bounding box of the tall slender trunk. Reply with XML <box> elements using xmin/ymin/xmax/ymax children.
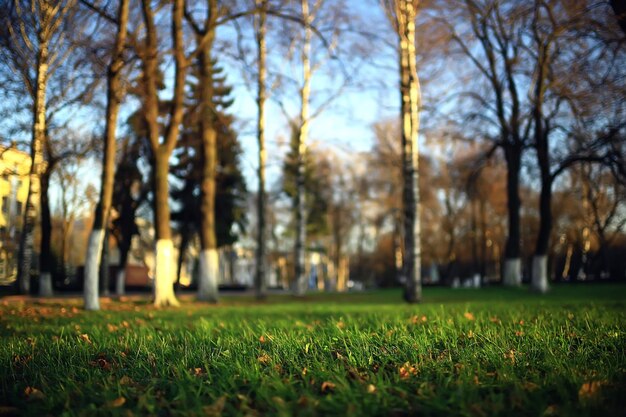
<box><xmin>532</xmin><ymin>134</ymin><xmax>552</xmax><ymax>293</ymax></box>
<box><xmin>294</xmin><ymin>0</ymin><xmax>311</xmax><ymax>296</ymax></box>
<box><xmin>255</xmin><ymin>0</ymin><xmax>268</xmax><ymax>299</ymax></box>
<box><xmin>503</xmin><ymin>143</ymin><xmax>522</xmax><ymax>286</ymax></box>
<box><xmin>39</xmin><ymin>168</ymin><xmax>53</xmax><ymax>296</ymax></box>
<box><xmin>153</xmin><ymin>150</ymin><xmax>178</xmax><ymax>306</ymax></box>
<box><xmin>115</xmin><ymin>238</ymin><xmax>130</xmax><ymax>296</ymax></box>
<box><xmin>99</xmin><ymin>229</ymin><xmax>110</xmax><ymax>296</ymax></box>
<box><xmin>141</xmin><ymin>0</ymin><xmax>186</xmax><ymax>307</ymax></box>
<box><xmin>175</xmin><ymin>230</ymin><xmax>189</xmax><ymax>291</ymax></box>
<box><xmin>17</xmin><ymin>34</ymin><xmax>49</xmax><ymax>295</ymax></box>
<box><xmin>84</xmin><ymin>0</ymin><xmax>129</xmax><ymax>310</ymax></box>
<box><xmin>196</xmin><ymin>4</ymin><xmax>219</xmax><ymax>303</ymax></box>
<box><xmin>397</xmin><ymin>0</ymin><xmax>421</xmax><ymax>303</ymax></box>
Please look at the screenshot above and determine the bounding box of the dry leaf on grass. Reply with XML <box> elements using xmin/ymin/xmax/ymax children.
<box><xmin>464</xmin><ymin>312</ymin><xmax>475</xmax><ymax>321</ymax></box>
<box><xmin>203</xmin><ymin>396</ymin><xmax>227</xmax><ymax>417</ymax></box>
<box><xmin>107</xmin><ymin>397</ymin><xmax>126</xmax><ymax>408</ymax></box>
<box><xmin>399</xmin><ymin>363</ymin><xmax>418</xmax><ymax>380</ymax></box>
<box><xmin>24</xmin><ymin>387</ymin><xmax>45</xmax><ymax>401</ymax></box>
<box><xmin>321</xmin><ymin>381</ymin><xmax>336</xmax><ymax>393</ymax></box>
<box><xmin>578</xmin><ymin>380</ymin><xmax>606</xmax><ymax>401</ymax></box>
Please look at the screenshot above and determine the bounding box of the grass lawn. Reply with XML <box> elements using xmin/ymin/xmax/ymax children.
<box><xmin>1</xmin><ymin>284</ymin><xmax>625</xmax><ymax>416</ymax></box>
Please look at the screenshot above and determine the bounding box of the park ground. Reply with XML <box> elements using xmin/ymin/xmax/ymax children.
<box><xmin>1</xmin><ymin>284</ymin><xmax>625</xmax><ymax>416</ymax></box>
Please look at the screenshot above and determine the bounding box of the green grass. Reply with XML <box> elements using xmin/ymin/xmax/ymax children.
<box><xmin>1</xmin><ymin>284</ymin><xmax>625</xmax><ymax>416</ymax></box>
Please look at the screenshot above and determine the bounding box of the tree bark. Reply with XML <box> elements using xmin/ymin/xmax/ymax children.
<box><xmin>17</xmin><ymin>23</ymin><xmax>49</xmax><ymax>295</ymax></box>
<box><xmin>294</xmin><ymin>0</ymin><xmax>311</xmax><ymax>297</ymax></box>
<box><xmin>255</xmin><ymin>0</ymin><xmax>268</xmax><ymax>299</ymax></box>
<box><xmin>84</xmin><ymin>0</ymin><xmax>129</xmax><ymax>310</ymax></box>
<box><xmin>38</xmin><ymin>168</ymin><xmax>53</xmax><ymax>296</ymax></box>
<box><xmin>396</xmin><ymin>0</ymin><xmax>422</xmax><ymax>303</ymax></box>
<box><xmin>140</xmin><ymin>0</ymin><xmax>186</xmax><ymax>307</ymax></box>
<box><xmin>503</xmin><ymin>144</ymin><xmax>522</xmax><ymax>286</ymax></box>
<box><xmin>195</xmin><ymin>1</ymin><xmax>219</xmax><ymax>303</ymax></box>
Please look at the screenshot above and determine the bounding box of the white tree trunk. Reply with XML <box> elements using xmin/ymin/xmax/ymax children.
<box><xmin>115</xmin><ymin>269</ymin><xmax>125</xmax><ymax>296</ymax></box>
<box><xmin>84</xmin><ymin>229</ymin><xmax>104</xmax><ymax>310</ymax></box>
<box><xmin>198</xmin><ymin>248</ymin><xmax>219</xmax><ymax>302</ymax></box>
<box><xmin>503</xmin><ymin>258</ymin><xmax>522</xmax><ymax>286</ymax></box>
<box><xmin>154</xmin><ymin>239</ymin><xmax>179</xmax><ymax>307</ymax></box>
<box><xmin>531</xmin><ymin>255</ymin><xmax>549</xmax><ymax>293</ymax></box>
<box><xmin>39</xmin><ymin>272</ymin><xmax>53</xmax><ymax>297</ymax></box>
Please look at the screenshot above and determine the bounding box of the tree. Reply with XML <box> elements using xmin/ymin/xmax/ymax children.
<box><xmin>83</xmin><ymin>0</ymin><xmax>130</xmax><ymax>310</ymax></box>
<box><xmin>170</xmin><ymin>56</ymin><xmax>247</xmax><ymax>294</ymax></box>
<box><xmin>382</xmin><ymin>0</ymin><xmax>422</xmax><ymax>302</ymax></box>
<box><xmin>2</xmin><ymin>0</ymin><xmax>78</xmax><ymax>294</ymax></box>
<box><xmin>254</xmin><ymin>0</ymin><xmax>268</xmax><ymax>299</ymax></box>
<box><xmin>139</xmin><ymin>0</ymin><xmax>187</xmax><ymax>307</ymax></box>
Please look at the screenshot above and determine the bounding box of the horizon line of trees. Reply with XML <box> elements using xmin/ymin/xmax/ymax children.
<box><xmin>0</xmin><ymin>0</ymin><xmax>624</xmax><ymax>309</ymax></box>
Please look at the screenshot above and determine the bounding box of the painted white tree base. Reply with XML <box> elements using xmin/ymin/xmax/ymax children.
<box><xmin>503</xmin><ymin>258</ymin><xmax>522</xmax><ymax>286</ymax></box>
<box><xmin>154</xmin><ymin>239</ymin><xmax>179</xmax><ymax>307</ymax></box>
<box><xmin>531</xmin><ymin>255</ymin><xmax>549</xmax><ymax>293</ymax></box>
<box><xmin>115</xmin><ymin>270</ymin><xmax>125</xmax><ymax>296</ymax></box>
<box><xmin>84</xmin><ymin>229</ymin><xmax>104</xmax><ymax>310</ymax></box>
<box><xmin>198</xmin><ymin>249</ymin><xmax>219</xmax><ymax>302</ymax></box>
<box><xmin>39</xmin><ymin>272</ymin><xmax>53</xmax><ymax>297</ymax></box>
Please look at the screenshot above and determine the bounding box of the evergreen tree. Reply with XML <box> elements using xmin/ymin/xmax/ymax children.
<box><xmin>170</xmin><ymin>57</ymin><xmax>247</xmax><ymax>285</ymax></box>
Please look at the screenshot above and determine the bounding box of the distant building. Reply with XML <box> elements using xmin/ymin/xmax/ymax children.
<box><xmin>0</xmin><ymin>144</ymin><xmax>31</xmax><ymax>285</ymax></box>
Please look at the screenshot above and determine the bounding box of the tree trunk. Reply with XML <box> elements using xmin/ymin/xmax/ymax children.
<box><xmin>532</xmin><ymin>164</ymin><xmax>552</xmax><ymax>293</ymax></box>
<box><xmin>294</xmin><ymin>0</ymin><xmax>311</xmax><ymax>297</ymax></box>
<box><xmin>255</xmin><ymin>0</ymin><xmax>268</xmax><ymax>299</ymax></box>
<box><xmin>153</xmin><ymin>150</ymin><xmax>179</xmax><ymax>307</ymax></box>
<box><xmin>39</xmin><ymin>169</ymin><xmax>53</xmax><ymax>296</ymax></box>
<box><xmin>115</xmin><ymin>231</ymin><xmax>131</xmax><ymax>296</ymax></box>
<box><xmin>84</xmin><ymin>0</ymin><xmax>129</xmax><ymax>310</ymax></box>
<box><xmin>99</xmin><ymin>229</ymin><xmax>110</xmax><ymax>296</ymax></box>
<box><xmin>397</xmin><ymin>0</ymin><xmax>422</xmax><ymax>303</ymax></box>
<box><xmin>140</xmin><ymin>0</ymin><xmax>186</xmax><ymax>307</ymax></box>
<box><xmin>197</xmin><ymin>22</ymin><xmax>219</xmax><ymax>303</ymax></box>
<box><xmin>503</xmin><ymin>144</ymin><xmax>522</xmax><ymax>286</ymax></box>
<box><xmin>17</xmin><ymin>34</ymin><xmax>49</xmax><ymax>295</ymax></box>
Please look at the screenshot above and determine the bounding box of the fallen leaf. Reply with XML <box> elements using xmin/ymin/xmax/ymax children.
<box><xmin>522</xmin><ymin>381</ymin><xmax>539</xmax><ymax>392</ymax></box>
<box><xmin>24</xmin><ymin>387</ymin><xmax>45</xmax><ymax>401</ymax></box>
<box><xmin>464</xmin><ymin>312</ymin><xmax>475</xmax><ymax>321</ymax></box>
<box><xmin>203</xmin><ymin>396</ymin><xmax>226</xmax><ymax>417</ymax></box>
<box><xmin>108</xmin><ymin>397</ymin><xmax>126</xmax><ymax>408</ymax></box>
<box><xmin>515</xmin><ymin>330</ymin><xmax>524</xmax><ymax>337</ymax></box>
<box><xmin>578</xmin><ymin>380</ymin><xmax>605</xmax><ymax>401</ymax></box>
<box><xmin>321</xmin><ymin>381</ymin><xmax>336</xmax><ymax>393</ymax></box>
<box><xmin>79</xmin><ymin>333</ymin><xmax>92</xmax><ymax>344</ymax></box>
<box><xmin>258</xmin><ymin>335</ymin><xmax>267</xmax><ymax>343</ymax></box>
<box><xmin>119</xmin><ymin>375</ymin><xmax>134</xmax><ymax>385</ymax></box>
<box><xmin>89</xmin><ymin>357</ymin><xmax>112</xmax><ymax>371</ymax></box>
<box><xmin>257</xmin><ymin>353</ymin><xmax>271</xmax><ymax>365</ymax></box>
<box><xmin>192</xmin><ymin>367</ymin><xmax>206</xmax><ymax>376</ymax></box>
<box><xmin>107</xmin><ymin>323</ymin><xmax>119</xmax><ymax>332</ymax></box>
<box><xmin>467</xmin><ymin>330</ymin><xmax>474</xmax><ymax>338</ymax></box>
<box><xmin>489</xmin><ymin>316</ymin><xmax>501</xmax><ymax>324</ymax></box>
<box><xmin>336</xmin><ymin>321</ymin><xmax>345</xmax><ymax>330</ymax></box>
<box><xmin>366</xmin><ymin>384</ymin><xmax>377</xmax><ymax>394</ymax></box>
<box><xmin>399</xmin><ymin>363</ymin><xmax>417</xmax><ymax>380</ymax></box>
<box><xmin>301</xmin><ymin>367</ymin><xmax>308</xmax><ymax>377</ymax></box>
<box><xmin>409</xmin><ymin>315</ymin><xmax>427</xmax><ymax>324</ymax></box>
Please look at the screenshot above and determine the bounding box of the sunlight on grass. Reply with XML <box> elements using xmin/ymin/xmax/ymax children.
<box><xmin>1</xmin><ymin>284</ymin><xmax>625</xmax><ymax>416</ymax></box>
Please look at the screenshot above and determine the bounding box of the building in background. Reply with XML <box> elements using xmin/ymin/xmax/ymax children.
<box><xmin>0</xmin><ymin>144</ymin><xmax>31</xmax><ymax>285</ymax></box>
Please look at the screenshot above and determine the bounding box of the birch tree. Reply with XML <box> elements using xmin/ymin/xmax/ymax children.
<box><xmin>382</xmin><ymin>0</ymin><xmax>422</xmax><ymax>302</ymax></box>
<box><xmin>83</xmin><ymin>0</ymin><xmax>130</xmax><ymax>310</ymax></box>
<box><xmin>2</xmin><ymin>0</ymin><xmax>78</xmax><ymax>295</ymax></box>
<box><xmin>254</xmin><ymin>0</ymin><xmax>268</xmax><ymax>299</ymax></box>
